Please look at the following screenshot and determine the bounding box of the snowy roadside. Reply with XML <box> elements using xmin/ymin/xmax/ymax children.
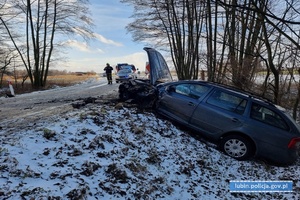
<box><xmin>0</xmin><ymin>93</ymin><xmax>300</xmax><ymax>199</ymax></box>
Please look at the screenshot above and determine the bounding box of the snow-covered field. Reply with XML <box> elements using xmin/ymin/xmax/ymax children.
<box><xmin>1</xmin><ymin>95</ymin><xmax>300</xmax><ymax>199</ymax></box>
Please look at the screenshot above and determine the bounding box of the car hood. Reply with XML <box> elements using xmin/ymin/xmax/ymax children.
<box><xmin>144</xmin><ymin>47</ymin><xmax>173</xmax><ymax>85</ymax></box>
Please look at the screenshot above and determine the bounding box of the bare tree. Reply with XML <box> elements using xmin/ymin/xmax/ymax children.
<box><xmin>0</xmin><ymin>0</ymin><xmax>94</xmax><ymax>88</ymax></box>
<box><xmin>122</xmin><ymin>0</ymin><xmax>300</xmax><ymax>120</ymax></box>
<box><xmin>0</xmin><ymin>0</ymin><xmax>18</xmax><ymax>87</ymax></box>
<box><xmin>122</xmin><ymin>0</ymin><xmax>205</xmax><ymax>80</ymax></box>
<box><xmin>217</xmin><ymin>0</ymin><xmax>300</xmax><ymax>86</ymax></box>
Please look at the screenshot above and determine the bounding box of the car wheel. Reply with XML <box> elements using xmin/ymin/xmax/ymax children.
<box><xmin>219</xmin><ymin>135</ymin><xmax>254</xmax><ymax>160</ymax></box>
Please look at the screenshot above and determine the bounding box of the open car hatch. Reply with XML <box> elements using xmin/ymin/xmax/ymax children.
<box><xmin>144</xmin><ymin>47</ymin><xmax>173</xmax><ymax>85</ymax></box>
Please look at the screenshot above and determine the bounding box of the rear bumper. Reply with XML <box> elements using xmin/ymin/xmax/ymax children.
<box><xmin>258</xmin><ymin>147</ymin><xmax>298</xmax><ymax>165</ymax></box>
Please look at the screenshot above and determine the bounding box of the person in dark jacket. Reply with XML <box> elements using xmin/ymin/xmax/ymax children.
<box><xmin>104</xmin><ymin>63</ymin><xmax>114</xmax><ymax>84</ymax></box>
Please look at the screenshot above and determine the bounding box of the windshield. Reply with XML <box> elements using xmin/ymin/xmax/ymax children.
<box><xmin>116</xmin><ymin>64</ymin><xmax>136</xmax><ymax>72</ymax></box>
<box><xmin>144</xmin><ymin>47</ymin><xmax>173</xmax><ymax>85</ymax></box>
<box><xmin>117</xmin><ymin>69</ymin><xmax>132</xmax><ymax>75</ymax></box>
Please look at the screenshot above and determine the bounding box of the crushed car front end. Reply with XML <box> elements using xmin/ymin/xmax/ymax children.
<box><xmin>118</xmin><ymin>47</ymin><xmax>173</xmax><ymax>107</ymax></box>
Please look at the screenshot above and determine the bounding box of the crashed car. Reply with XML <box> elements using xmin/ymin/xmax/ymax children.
<box><xmin>119</xmin><ymin>47</ymin><xmax>300</xmax><ymax>165</ymax></box>
<box><xmin>118</xmin><ymin>47</ymin><xmax>173</xmax><ymax>106</ymax></box>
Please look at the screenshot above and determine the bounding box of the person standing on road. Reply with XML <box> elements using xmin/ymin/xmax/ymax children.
<box><xmin>104</xmin><ymin>63</ymin><xmax>114</xmax><ymax>84</ymax></box>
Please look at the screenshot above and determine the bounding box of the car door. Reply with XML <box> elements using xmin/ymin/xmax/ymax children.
<box><xmin>189</xmin><ymin>89</ymin><xmax>247</xmax><ymax>137</ymax></box>
<box><xmin>158</xmin><ymin>84</ymin><xmax>198</xmax><ymax>124</ymax></box>
<box><xmin>248</xmin><ymin>102</ymin><xmax>292</xmax><ymax>147</ymax></box>
<box><xmin>158</xmin><ymin>83</ymin><xmax>211</xmax><ymax>124</ymax></box>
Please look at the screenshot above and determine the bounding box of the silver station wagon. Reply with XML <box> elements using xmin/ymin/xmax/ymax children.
<box><xmin>119</xmin><ymin>47</ymin><xmax>300</xmax><ymax>165</ymax></box>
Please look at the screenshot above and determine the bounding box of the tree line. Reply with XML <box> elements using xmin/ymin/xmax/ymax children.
<box><xmin>0</xmin><ymin>0</ymin><xmax>93</xmax><ymax>88</ymax></box>
<box><xmin>121</xmin><ymin>0</ymin><xmax>300</xmax><ymax>120</ymax></box>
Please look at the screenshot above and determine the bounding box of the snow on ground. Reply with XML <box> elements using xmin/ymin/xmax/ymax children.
<box><xmin>0</xmin><ymin>96</ymin><xmax>300</xmax><ymax>199</ymax></box>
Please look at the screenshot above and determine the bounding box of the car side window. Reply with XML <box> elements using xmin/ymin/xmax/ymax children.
<box><xmin>206</xmin><ymin>89</ymin><xmax>247</xmax><ymax>114</ymax></box>
<box><xmin>250</xmin><ymin>103</ymin><xmax>289</xmax><ymax>130</ymax></box>
<box><xmin>171</xmin><ymin>84</ymin><xmax>210</xmax><ymax>99</ymax></box>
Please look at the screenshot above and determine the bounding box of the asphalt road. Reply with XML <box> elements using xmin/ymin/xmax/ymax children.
<box><xmin>0</xmin><ymin>78</ymin><xmax>119</xmax><ymax>129</ymax></box>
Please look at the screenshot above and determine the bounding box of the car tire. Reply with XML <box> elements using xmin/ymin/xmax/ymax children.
<box><xmin>219</xmin><ymin>135</ymin><xmax>254</xmax><ymax>160</ymax></box>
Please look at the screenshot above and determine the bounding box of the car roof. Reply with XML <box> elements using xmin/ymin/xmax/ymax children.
<box><xmin>165</xmin><ymin>80</ymin><xmax>276</xmax><ymax>107</ymax></box>
<box><xmin>206</xmin><ymin>81</ymin><xmax>275</xmax><ymax>105</ymax></box>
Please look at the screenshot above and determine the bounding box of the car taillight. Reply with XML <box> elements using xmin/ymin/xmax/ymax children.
<box><xmin>288</xmin><ymin>137</ymin><xmax>300</xmax><ymax>148</ymax></box>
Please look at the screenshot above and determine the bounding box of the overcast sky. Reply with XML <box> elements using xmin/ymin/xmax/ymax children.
<box><xmin>61</xmin><ymin>0</ymin><xmax>148</xmax><ymax>73</ymax></box>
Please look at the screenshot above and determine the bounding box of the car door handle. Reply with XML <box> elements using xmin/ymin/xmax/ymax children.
<box><xmin>188</xmin><ymin>102</ymin><xmax>195</xmax><ymax>106</ymax></box>
<box><xmin>231</xmin><ymin>118</ymin><xmax>240</xmax><ymax>123</ymax></box>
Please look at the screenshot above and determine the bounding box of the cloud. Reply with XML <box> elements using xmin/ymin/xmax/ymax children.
<box><xmin>61</xmin><ymin>51</ymin><xmax>148</xmax><ymax>73</ymax></box>
<box><xmin>93</xmin><ymin>33</ymin><xmax>123</xmax><ymax>47</ymax></box>
<box><xmin>64</xmin><ymin>40</ymin><xmax>90</xmax><ymax>52</ymax></box>
<box><xmin>96</xmin><ymin>48</ymin><xmax>105</xmax><ymax>53</ymax></box>
<box><xmin>64</xmin><ymin>40</ymin><xmax>104</xmax><ymax>53</ymax></box>
<box><xmin>111</xmin><ymin>52</ymin><xmax>148</xmax><ymax>70</ymax></box>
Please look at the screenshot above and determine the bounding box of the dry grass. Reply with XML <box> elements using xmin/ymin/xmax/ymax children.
<box><xmin>1</xmin><ymin>74</ymin><xmax>100</xmax><ymax>95</ymax></box>
<box><xmin>46</xmin><ymin>74</ymin><xmax>99</xmax><ymax>85</ymax></box>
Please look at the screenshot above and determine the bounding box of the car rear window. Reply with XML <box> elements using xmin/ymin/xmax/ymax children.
<box><xmin>250</xmin><ymin>103</ymin><xmax>289</xmax><ymax>130</ymax></box>
<box><xmin>206</xmin><ymin>89</ymin><xmax>247</xmax><ymax>114</ymax></box>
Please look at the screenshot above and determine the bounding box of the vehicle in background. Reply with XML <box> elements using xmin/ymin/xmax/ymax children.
<box><xmin>116</xmin><ymin>63</ymin><xmax>137</xmax><ymax>73</ymax></box>
<box><xmin>115</xmin><ymin>65</ymin><xmax>138</xmax><ymax>83</ymax></box>
<box><xmin>145</xmin><ymin>62</ymin><xmax>150</xmax><ymax>79</ymax></box>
